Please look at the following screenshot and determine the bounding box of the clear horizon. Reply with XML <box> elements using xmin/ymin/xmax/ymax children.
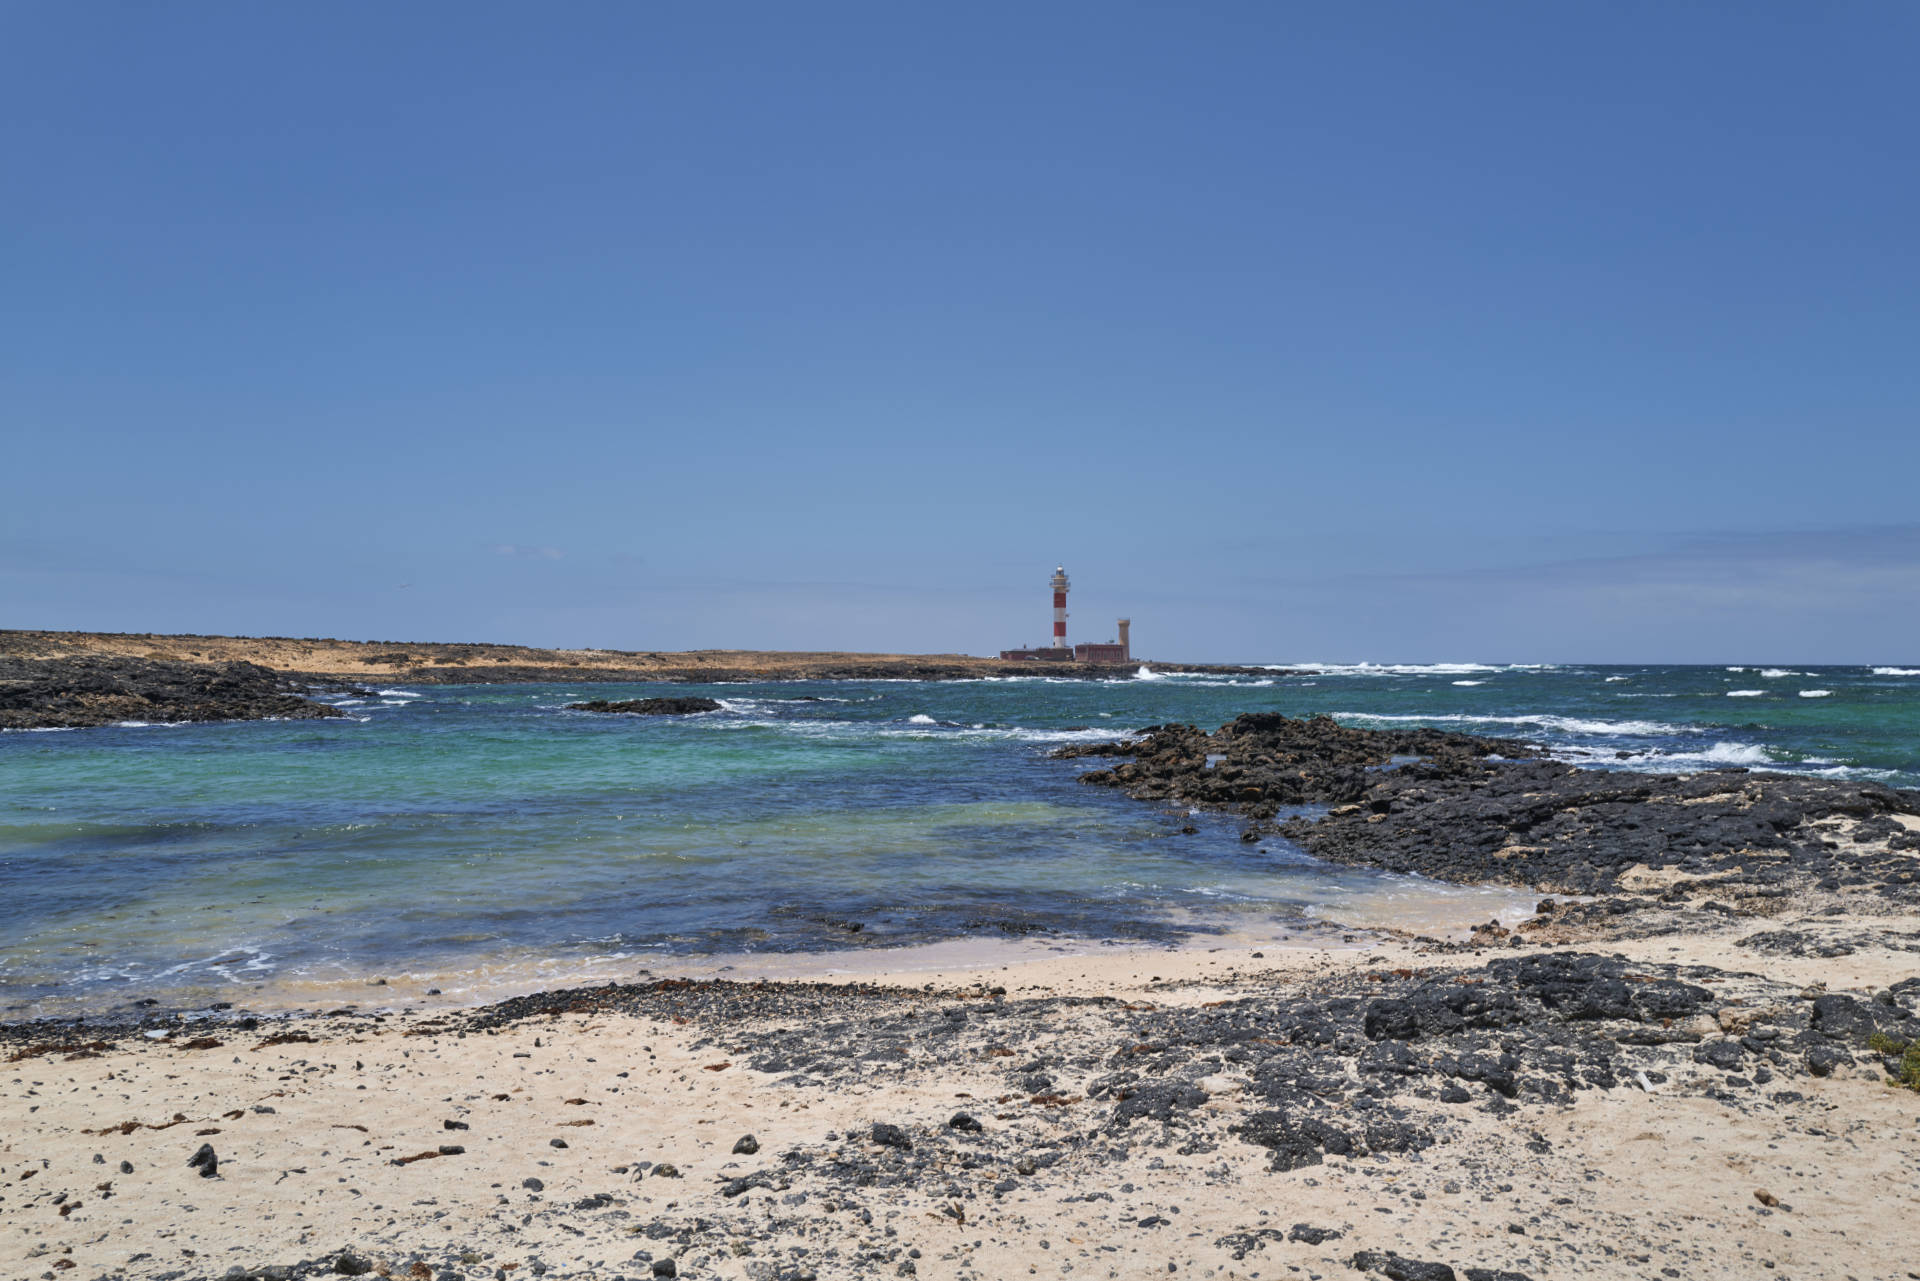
<box><xmin>6</xmin><ymin>4</ymin><xmax>1917</xmax><ymax>664</ymax></box>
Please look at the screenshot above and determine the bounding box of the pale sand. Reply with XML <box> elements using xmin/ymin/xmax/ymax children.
<box><xmin>7</xmin><ymin>914</ymin><xmax>1920</xmax><ymax>1281</ymax></box>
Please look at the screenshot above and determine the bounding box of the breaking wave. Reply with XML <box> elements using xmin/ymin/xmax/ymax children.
<box><xmin>1273</xmin><ymin>662</ymin><xmax>1552</xmax><ymax>677</ymax></box>
<box><xmin>1331</xmin><ymin>711</ymin><xmax>1688</xmax><ymax>737</ymax></box>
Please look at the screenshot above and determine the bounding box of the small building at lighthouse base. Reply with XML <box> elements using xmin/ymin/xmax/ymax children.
<box><xmin>998</xmin><ymin>641</ymin><xmax>1131</xmax><ymax>663</ymax></box>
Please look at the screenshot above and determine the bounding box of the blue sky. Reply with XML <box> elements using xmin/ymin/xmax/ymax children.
<box><xmin>5</xmin><ymin>3</ymin><xmax>1916</xmax><ymax>663</ymax></box>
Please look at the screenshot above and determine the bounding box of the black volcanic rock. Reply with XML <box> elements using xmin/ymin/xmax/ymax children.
<box><xmin>568</xmin><ymin>697</ymin><xmax>724</xmax><ymax>715</ymax></box>
<box><xmin>1057</xmin><ymin>712</ymin><xmax>1537</xmax><ymax>818</ymax></box>
<box><xmin>1058</xmin><ymin>711</ymin><xmax>1920</xmax><ymax>907</ymax></box>
<box><xmin>0</xmin><ymin>655</ymin><xmax>346</xmax><ymax>730</ymax></box>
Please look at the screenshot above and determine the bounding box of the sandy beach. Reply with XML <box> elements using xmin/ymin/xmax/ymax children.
<box><xmin>7</xmin><ymin>888</ymin><xmax>1919</xmax><ymax>1281</ymax></box>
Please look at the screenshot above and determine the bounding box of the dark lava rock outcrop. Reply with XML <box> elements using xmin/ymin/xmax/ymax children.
<box><xmin>567</xmin><ymin>696</ymin><xmax>724</xmax><ymax>715</ymax></box>
<box><xmin>1058</xmin><ymin>712</ymin><xmax>1538</xmax><ymax>818</ymax></box>
<box><xmin>1059</xmin><ymin>712</ymin><xmax>1920</xmax><ymax>906</ymax></box>
<box><xmin>0</xmin><ymin>655</ymin><xmax>346</xmax><ymax>730</ymax></box>
<box><xmin>1284</xmin><ymin>758</ymin><xmax>1920</xmax><ymax>900</ymax></box>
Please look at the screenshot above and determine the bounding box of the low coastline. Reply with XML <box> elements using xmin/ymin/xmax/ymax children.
<box><xmin>0</xmin><ymin>630</ymin><xmax>1291</xmax><ymax>730</ymax></box>
<box><xmin>6</xmin><ymin>712</ymin><xmax>1919</xmax><ymax>1280</ymax></box>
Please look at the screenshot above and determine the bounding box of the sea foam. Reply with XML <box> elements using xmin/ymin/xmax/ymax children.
<box><xmin>1331</xmin><ymin>711</ymin><xmax>1686</xmax><ymax>737</ymax></box>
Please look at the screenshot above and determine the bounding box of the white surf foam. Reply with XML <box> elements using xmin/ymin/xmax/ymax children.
<box><xmin>1332</xmin><ymin>711</ymin><xmax>1688</xmax><ymax>737</ymax></box>
<box><xmin>376</xmin><ymin>689</ymin><xmax>421</xmax><ymax>698</ymax></box>
<box><xmin>1873</xmin><ymin>667</ymin><xmax>1920</xmax><ymax>677</ymax></box>
<box><xmin>1452</xmin><ymin>680</ymin><xmax>1485</xmax><ymax>687</ymax></box>
<box><xmin>1726</xmin><ymin>690</ymin><xmax>1765</xmax><ymax>697</ymax></box>
<box><xmin>1134</xmin><ymin>666</ymin><xmax>1164</xmax><ymax>681</ymax></box>
<box><xmin>906</xmin><ymin>714</ymin><xmax>938</xmax><ymax>725</ymax></box>
<box><xmin>1604</xmin><ymin>676</ymin><xmax>1630</xmax><ymax>682</ymax></box>
<box><xmin>1272</xmin><ymin>662</ymin><xmax>1550</xmax><ymax>677</ymax></box>
<box><xmin>1566</xmin><ymin>741</ymin><xmax>1773</xmax><ymax>770</ymax></box>
<box><xmin>1798</xmin><ymin>689</ymin><xmax>1833</xmax><ymax>698</ymax></box>
<box><xmin>1758</xmin><ymin>669</ymin><xmax>1796</xmax><ymax>679</ymax></box>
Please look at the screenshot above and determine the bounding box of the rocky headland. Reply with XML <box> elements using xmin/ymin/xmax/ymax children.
<box><xmin>0</xmin><ymin>654</ymin><xmax>349</xmax><ymax>731</ymax></box>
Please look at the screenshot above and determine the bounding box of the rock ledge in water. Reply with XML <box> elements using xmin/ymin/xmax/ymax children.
<box><xmin>569</xmin><ymin>697</ymin><xmax>723</xmax><ymax>715</ymax></box>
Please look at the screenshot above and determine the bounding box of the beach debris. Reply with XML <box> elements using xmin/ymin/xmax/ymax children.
<box><xmin>1348</xmin><ymin>1251</ymin><xmax>1457</xmax><ymax>1280</ymax></box>
<box><xmin>870</xmin><ymin>1122</ymin><xmax>911</xmax><ymax>1150</ymax></box>
<box><xmin>186</xmin><ymin>1143</ymin><xmax>218</xmax><ymax>1178</ymax></box>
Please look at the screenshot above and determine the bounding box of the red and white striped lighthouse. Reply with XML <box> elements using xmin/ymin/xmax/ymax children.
<box><xmin>1050</xmin><ymin>565</ymin><xmax>1070</xmax><ymax>651</ymax></box>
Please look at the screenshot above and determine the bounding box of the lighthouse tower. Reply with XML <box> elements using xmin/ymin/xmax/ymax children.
<box><xmin>1050</xmin><ymin>565</ymin><xmax>1070</xmax><ymax>652</ymax></box>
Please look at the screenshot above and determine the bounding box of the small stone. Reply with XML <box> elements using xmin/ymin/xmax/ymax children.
<box><xmin>871</xmin><ymin>1122</ymin><xmax>912</xmax><ymax>1150</ymax></box>
<box><xmin>522</xmin><ymin>1177</ymin><xmax>544</xmax><ymax>1191</ymax></box>
<box><xmin>651</xmin><ymin>1260</ymin><xmax>677</xmax><ymax>1278</ymax></box>
<box><xmin>1755</xmin><ymin>1188</ymin><xmax>1780</xmax><ymax>1207</ymax></box>
<box><xmin>550</xmin><ymin>1138</ymin><xmax>568</xmax><ymax>1149</ymax></box>
<box><xmin>92</xmin><ymin>1154</ymin><xmax>104</xmax><ymax>1164</ymax></box>
<box><xmin>119</xmin><ymin>1160</ymin><xmax>134</xmax><ymax>1175</ymax></box>
<box><xmin>438</xmin><ymin>1144</ymin><xmax>465</xmax><ymax>1156</ymax></box>
<box><xmin>732</xmin><ymin>1134</ymin><xmax>759</xmax><ymax>1155</ymax></box>
<box><xmin>947</xmin><ymin>1112</ymin><xmax>983</xmax><ymax>1133</ymax></box>
<box><xmin>332</xmin><ymin>1255</ymin><xmax>373</xmax><ymax>1277</ymax></box>
<box><xmin>653</xmin><ymin>1163</ymin><xmax>681</xmax><ymax>1178</ymax></box>
<box><xmin>444</xmin><ymin>1119</ymin><xmax>469</xmax><ymax>1130</ymax></box>
<box><xmin>186</xmin><ymin>1143</ymin><xmax>218</xmax><ymax>1178</ymax></box>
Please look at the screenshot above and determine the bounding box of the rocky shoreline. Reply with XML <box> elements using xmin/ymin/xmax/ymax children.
<box><xmin>1059</xmin><ymin>712</ymin><xmax>1920</xmax><ymax>941</ymax></box>
<box><xmin>0</xmin><ymin>654</ymin><xmax>350</xmax><ymax>731</ymax></box>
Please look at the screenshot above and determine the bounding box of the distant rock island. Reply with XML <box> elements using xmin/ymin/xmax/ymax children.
<box><xmin>568</xmin><ymin>697</ymin><xmax>723</xmax><ymax>715</ymax></box>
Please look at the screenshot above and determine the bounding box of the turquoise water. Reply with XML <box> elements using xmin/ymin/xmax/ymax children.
<box><xmin>3</xmin><ymin>663</ymin><xmax>1917</xmax><ymax>1016</ymax></box>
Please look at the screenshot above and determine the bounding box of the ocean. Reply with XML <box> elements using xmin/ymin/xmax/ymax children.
<box><xmin>4</xmin><ymin>662</ymin><xmax>1917</xmax><ymax>1018</ymax></box>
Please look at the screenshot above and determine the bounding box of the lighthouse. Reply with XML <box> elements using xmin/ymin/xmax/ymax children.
<box><xmin>998</xmin><ymin>566</ymin><xmax>1132</xmax><ymax>662</ymax></box>
<box><xmin>1050</xmin><ymin>565</ymin><xmax>1070</xmax><ymax>651</ymax></box>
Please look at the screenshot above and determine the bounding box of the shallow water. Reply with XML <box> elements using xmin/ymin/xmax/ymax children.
<box><xmin>4</xmin><ymin>662</ymin><xmax>1916</xmax><ymax>1017</ymax></box>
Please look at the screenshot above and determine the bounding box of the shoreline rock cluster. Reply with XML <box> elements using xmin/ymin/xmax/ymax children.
<box><xmin>1059</xmin><ymin>712</ymin><xmax>1920</xmax><ymax>934</ymax></box>
<box><xmin>0</xmin><ymin>654</ymin><xmax>348</xmax><ymax>731</ymax></box>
